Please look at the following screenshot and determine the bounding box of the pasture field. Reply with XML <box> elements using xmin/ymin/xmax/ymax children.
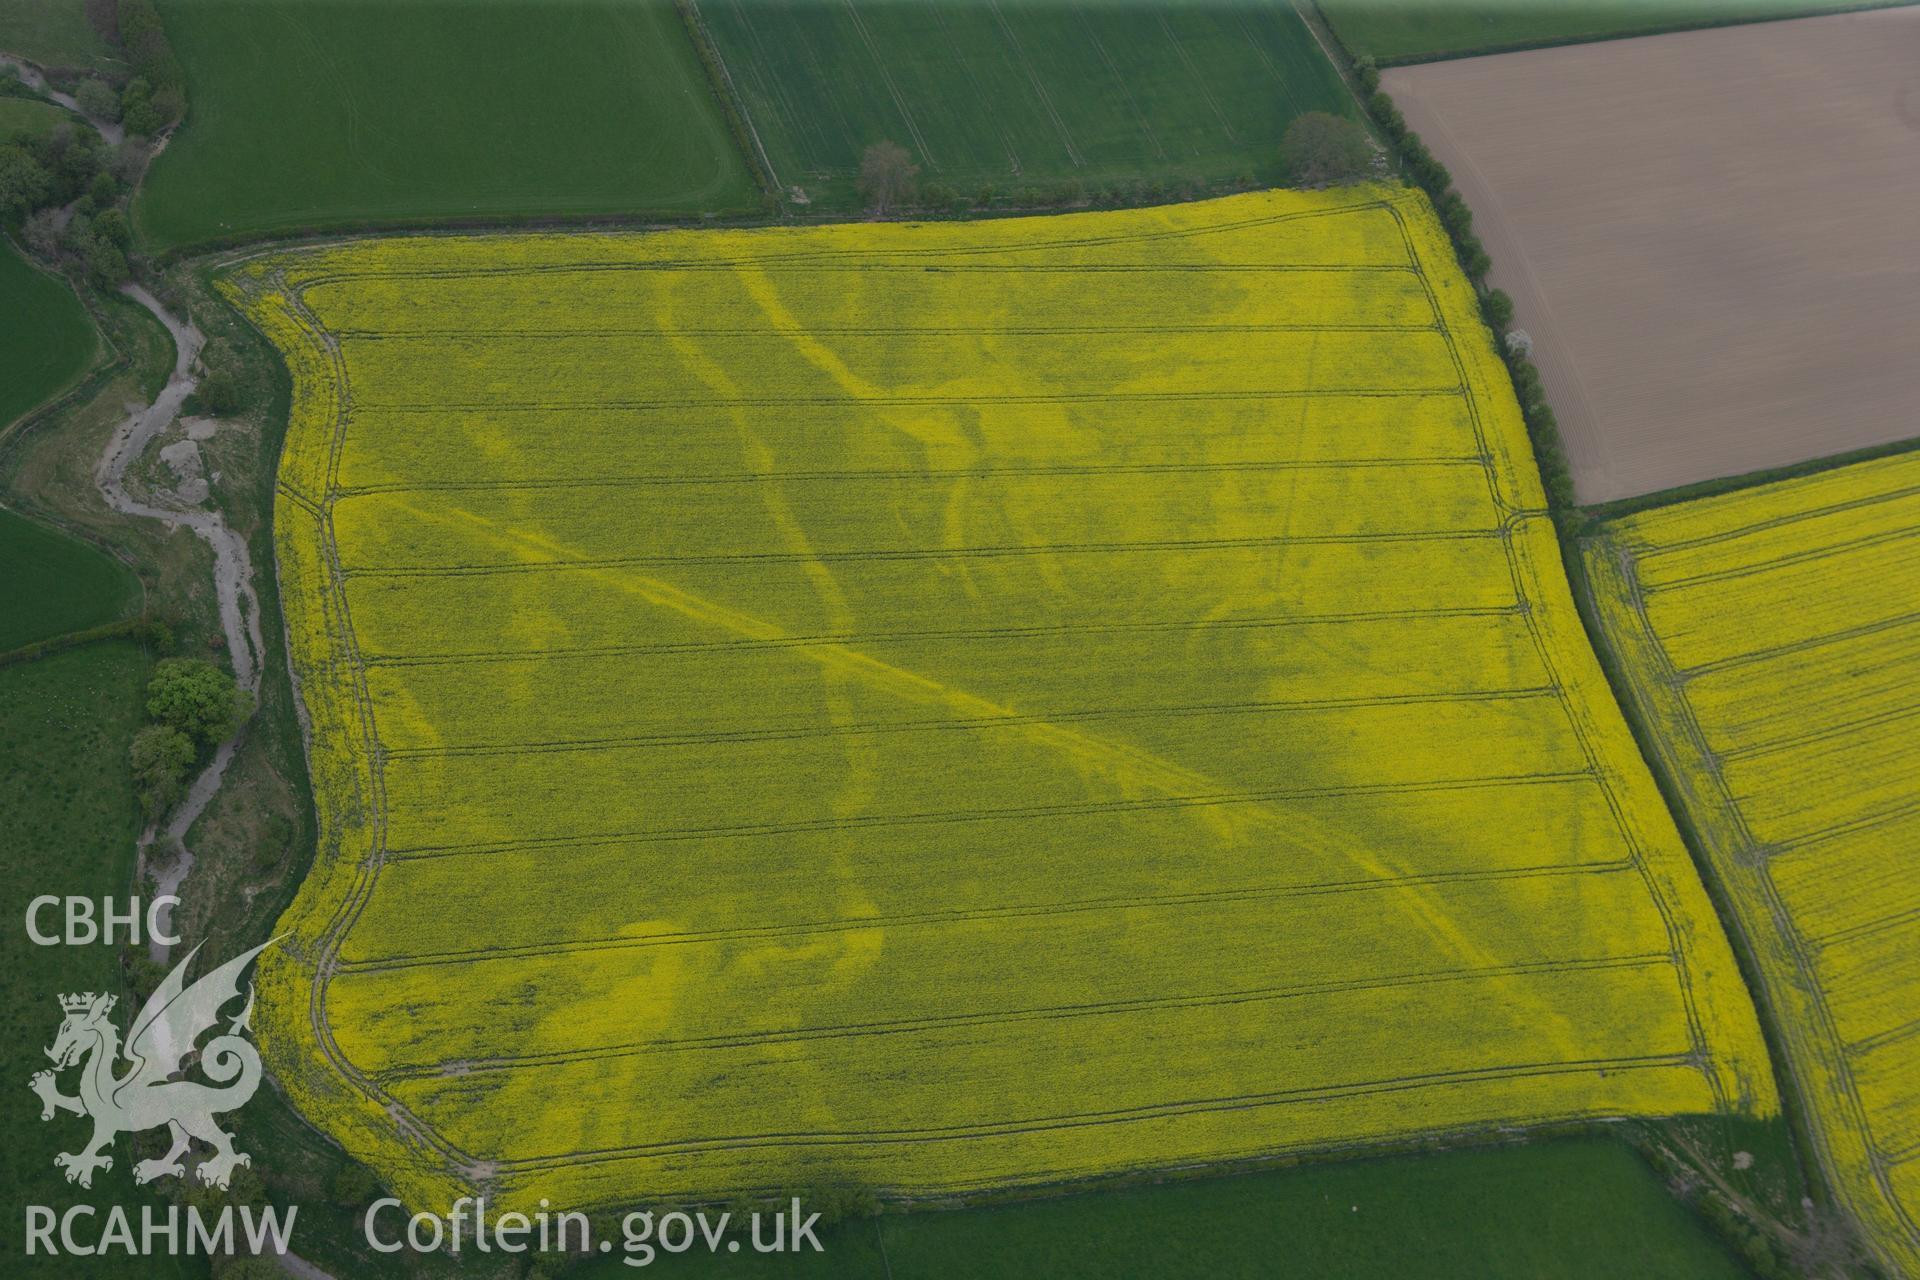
<box><xmin>236</xmin><ymin>187</ymin><xmax>1774</xmax><ymax>1213</ymax></box>
<box><xmin>0</xmin><ymin>519</ymin><xmax>165</xmax><ymax>1276</ymax></box>
<box><xmin>0</xmin><ymin>96</ymin><xmax>77</xmax><ymax>139</ymax></box>
<box><xmin>695</xmin><ymin>0</ymin><xmax>1356</xmax><ymax>206</ymax></box>
<box><xmin>134</xmin><ymin>0</ymin><xmax>758</xmax><ymax>253</ymax></box>
<box><xmin>1585</xmin><ymin>450</ymin><xmax>1920</xmax><ymax>1278</ymax></box>
<box><xmin>0</xmin><ymin>0</ymin><xmax>120</xmax><ymax>73</ymax></box>
<box><xmin>0</xmin><ymin>236</ymin><xmax>96</xmax><ymax>432</ymax></box>
<box><xmin>0</xmin><ymin>644</ymin><xmax>175</xmax><ymax>1278</ymax></box>
<box><xmin>1318</xmin><ymin>0</ymin><xmax>1910</xmax><ymax>63</ymax></box>
<box><xmin>1381</xmin><ymin>7</ymin><xmax>1920</xmax><ymax>503</ymax></box>
<box><xmin>578</xmin><ymin>1138</ymin><xmax>1751</xmax><ymax>1279</ymax></box>
<box><xmin>0</xmin><ymin>507</ymin><xmax>136</xmax><ymax>650</ymax></box>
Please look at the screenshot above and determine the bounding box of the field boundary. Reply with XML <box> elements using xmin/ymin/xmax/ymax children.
<box><xmin>0</xmin><ymin>232</ymin><xmax>108</xmax><ymax>445</ymax></box>
<box><xmin>1582</xmin><ymin>431</ymin><xmax>1920</xmax><ymax>525</ymax></box>
<box><xmin>675</xmin><ymin>0</ymin><xmax>782</xmax><ymax>203</ymax></box>
<box><xmin>1560</xmin><ymin>531</ymin><xmax>1835</xmax><ymax>1224</ymax></box>
<box><xmin>1323</xmin><ymin>0</ymin><xmax>1919</xmax><ymax>67</ymax></box>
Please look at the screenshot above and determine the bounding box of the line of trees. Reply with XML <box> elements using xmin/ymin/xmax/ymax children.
<box><xmin>852</xmin><ymin>140</ymin><xmax>1267</xmax><ymax>219</ymax></box>
<box><xmin>1352</xmin><ymin>56</ymin><xmax>1575</xmax><ymax>510</ymax></box>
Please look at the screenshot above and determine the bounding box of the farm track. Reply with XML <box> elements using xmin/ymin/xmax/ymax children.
<box><xmin>238</xmin><ymin>189</ymin><xmax>1775</xmax><ymax>1212</ymax></box>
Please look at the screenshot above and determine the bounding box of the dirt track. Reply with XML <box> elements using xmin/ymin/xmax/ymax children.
<box><xmin>1385</xmin><ymin>7</ymin><xmax>1920</xmax><ymax>503</ymax></box>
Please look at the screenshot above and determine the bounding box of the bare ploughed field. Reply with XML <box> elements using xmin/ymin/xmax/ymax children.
<box><xmin>1385</xmin><ymin>8</ymin><xmax>1920</xmax><ymax>503</ymax></box>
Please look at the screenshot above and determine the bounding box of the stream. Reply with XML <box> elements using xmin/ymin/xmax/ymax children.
<box><xmin>97</xmin><ymin>285</ymin><xmax>265</xmax><ymax>965</ymax></box>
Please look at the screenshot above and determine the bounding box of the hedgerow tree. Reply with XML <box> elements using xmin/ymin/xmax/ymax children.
<box><xmin>1281</xmin><ymin>112</ymin><xmax>1373</xmax><ymax>187</ymax></box>
<box><xmin>1483</xmin><ymin>288</ymin><xmax>1516</xmax><ymax>329</ymax></box>
<box><xmin>856</xmin><ymin>140</ymin><xmax>917</xmax><ymax>214</ymax></box>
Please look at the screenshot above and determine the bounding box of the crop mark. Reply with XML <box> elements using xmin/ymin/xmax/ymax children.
<box><xmin>346</xmin><ymin>526</ymin><xmax>1504</xmax><ymax>578</ymax></box>
<box><xmin>383</xmin><ymin>686</ymin><xmax>1562</xmax><ymax>760</ymax></box>
<box><xmin>376</xmin><ymin>953</ymin><xmax>1672</xmax><ymax>1082</ymax></box>
<box><xmin>381</xmin><ymin>770</ymin><xmax>1603</xmax><ymax>863</ymax></box>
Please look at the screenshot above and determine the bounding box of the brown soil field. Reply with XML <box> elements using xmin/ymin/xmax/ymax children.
<box><xmin>1385</xmin><ymin>8</ymin><xmax>1920</xmax><ymax>503</ymax></box>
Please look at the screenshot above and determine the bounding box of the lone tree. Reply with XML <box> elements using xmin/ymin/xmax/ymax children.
<box><xmin>856</xmin><ymin>140</ymin><xmax>918</xmax><ymax>214</ymax></box>
<box><xmin>1280</xmin><ymin>112</ymin><xmax>1373</xmax><ymax>187</ymax></box>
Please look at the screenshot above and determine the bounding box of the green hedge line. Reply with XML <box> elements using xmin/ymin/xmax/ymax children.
<box><xmin>674</xmin><ymin>0</ymin><xmax>782</xmax><ymax>208</ymax></box>
<box><xmin>1347</xmin><ymin>57</ymin><xmax>1577</xmax><ymax>514</ymax></box>
<box><xmin>0</xmin><ymin>613</ymin><xmax>170</xmax><ymax>669</ymax></box>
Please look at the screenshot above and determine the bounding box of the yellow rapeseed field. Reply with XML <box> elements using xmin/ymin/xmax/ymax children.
<box><xmin>234</xmin><ymin>186</ymin><xmax>1775</xmax><ymax>1213</ymax></box>
<box><xmin>1585</xmin><ymin>452</ymin><xmax>1920</xmax><ymax>1277</ymax></box>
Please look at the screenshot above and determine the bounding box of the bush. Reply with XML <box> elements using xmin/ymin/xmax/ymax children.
<box><xmin>0</xmin><ymin>143</ymin><xmax>51</xmax><ymax>219</ymax></box>
<box><xmin>110</xmin><ymin>140</ymin><xmax>146</xmax><ymax>184</ymax></box>
<box><xmin>1459</xmin><ymin>239</ymin><xmax>1491</xmax><ymax>280</ymax></box>
<box><xmin>93</xmin><ymin>205</ymin><xmax>131</xmax><ymax>248</ymax></box>
<box><xmin>1353</xmin><ymin>55</ymin><xmax>1381</xmax><ymax>97</ymax></box>
<box><xmin>130</xmin><ymin>724</ymin><xmax>194</xmax><ymax>819</ymax></box>
<box><xmin>149</xmin><ymin>84</ymin><xmax>185</xmax><ymax>129</ymax></box>
<box><xmin>75</xmin><ymin>77</ymin><xmax>120</xmax><ymax>123</ymax></box>
<box><xmin>1281</xmin><ymin>111</ymin><xmax>1373</xmax><ymax>187</ymax></box>
<box><xmin>22</xmin><ymin>208</ymin><xmax>59</xmax><ymax>256</ymax></box>
<box><xmin>1509</xmin><ymin>357</ymin><xmax>1543</xmax><ymax>405</ymax></box>
<box><xmin>84</xmin><ymin>235</ymin><xmax>128</xmax><ymax>287</ymax></box>
<box><xmin>195</xmin><ymin>338</ymin><xmax>248</xmax><ymax>414</ymax></box>
<box><xmin>145</xmin><ymin>658</ymin><xmax>249</xmax><ymax>747</ymax></box>
<box><xmin>135</xmin><ymin>617</ymin><xmax>176</xmax><ymax>653</ymax></box>
<box><xmin>119</xmin><ymin>77</ymin><xmax>158</xmax><ymax>136</ymax></box>
<box><xmin>327</xmin><ymin>1162</ymin><xmax>384</xmax><ymax>1208</ymax></box>
<box><xmin>1368</xmin><ymin>92</ymin><xmax>1404</xmax><ymax>139</ymax></box>
<box><xmin>1482</xmin><ymin>288</ymin><xmax>1515</xmax><ymax>329</ymax></box>
<box><xmin>855</xmin><ymin>140</ymin><xmax>917</xmax><ymax>214</ymax></box>
<box><xmin>1437</xmin><ymin>190</ymin><xmax>1473</xmax><ymax>237</ymax></box>
<box><xmin>118</xmin><ymin>0</ymin><xmax>185</xmax><ymax>93</ymax></box>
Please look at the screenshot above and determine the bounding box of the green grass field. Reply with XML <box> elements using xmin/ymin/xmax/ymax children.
<box><xmin>574</xmin><ymin>1139</ymin><xmax>1750</xmax><ymax>1278</ymax></box>
<box><xmin>0</xmin><ymin>0</ymin><xmax>121</xmax><ymax>73</ymax></box>
<box><xmin>1317</xmin><ymin>0</ymin><xmax>1908</xmax><ymax>63</ymax></box>
<box><xmin>0</xmin><ymin>515</ymin><xmax>175</xmax><ymax>1274</ymax></box>
<box><xmin>0</xmin><ymin>236</ymin><xmax>96</xmax><ymax>431</ymax></box>
<box><xmin>698</xmin><ymin>0</ymin><xmax>1357</xmax><ymax>206</ymax></box>
<box><xmin>0</xmin><ymin>644</ymin><xmax>176</xmax><ymax>1277</ymax></box>
<box><xmin>134</xmin><ymin>0</ymin><xmax>760</xmax><ymax>252</ymax></box>
<box><xmin>0</xmin><ymin>95</ymin><xmax>78</xmax><ymax>139</ymax></box>
<box><xmin>0</xmin><ymin>507</ymin><xmax>136</xmax><ymax>650</ymax></box>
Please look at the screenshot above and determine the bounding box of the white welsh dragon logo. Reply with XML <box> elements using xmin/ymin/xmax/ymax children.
<box><xmin>30</xmin><ymin>940</ymin><xmax>274</xmax><ymax>1190</ymax></box>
